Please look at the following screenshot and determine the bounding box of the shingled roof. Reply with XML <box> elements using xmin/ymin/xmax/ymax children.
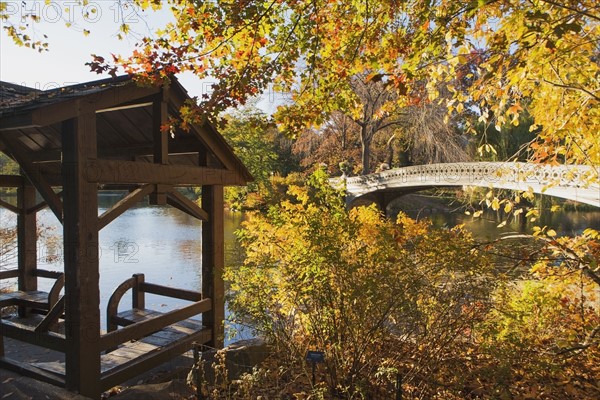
<box><xmin>0</xmin><ymin>81</ymin><xmax>42</xmax><ymax>110</ymax></box>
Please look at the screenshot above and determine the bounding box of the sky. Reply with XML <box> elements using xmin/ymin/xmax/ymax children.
<box><xmin>0</xmin><ymin>0</ymin><xmax>281</xmax><ymax>112</ymax></box>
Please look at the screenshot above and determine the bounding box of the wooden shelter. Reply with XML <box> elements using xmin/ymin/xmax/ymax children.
<box><xmin>0</xmin><ymin>75</ymin><xmax>252</xmax><ymax>398</ymax></box>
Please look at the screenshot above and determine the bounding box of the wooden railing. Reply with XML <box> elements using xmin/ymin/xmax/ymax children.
<box><xmin>0</xmin><ymin>269</ymin><xmax>67</xmax><ymax>357</ymax></box>
<box><xmin>103</xmin><ymin>273</ymin><xmax>210</xmax><ymax>352</ymax></box>
<box><xmin>0</xmin><ymin>268</ymin><xmax>64</xmax><ymax>311</ymax></box>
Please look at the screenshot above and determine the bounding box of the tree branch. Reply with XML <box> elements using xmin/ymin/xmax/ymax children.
<box><xmin>539</xmin><ymin>0</ymin><xmax>600</xmax><ymax>22</ymax></box>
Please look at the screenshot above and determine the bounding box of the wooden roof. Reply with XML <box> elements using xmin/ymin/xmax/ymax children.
<box><xmin>0</xmin><ymin>75</ymin><xmax>253</xmax><ymax>187</ymax></box>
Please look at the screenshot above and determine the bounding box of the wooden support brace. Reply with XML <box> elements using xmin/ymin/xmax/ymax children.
<box><xmin>98</xmin><ymin>184</ymin><xmax>153</xmax><ymax>230</ymax></box>
<box><xmin>0</xmin><ymin>136</ymin><xmax>63</xmax><ymax>223</ymax></box>
<box><xmin>26</xmin><ymin>191</ymin><xmax>63</xmax><ymax>215</ymax></box>
<box><xmin>35</xmin><ymin>296</ymin><xmax>65</xmax><ymax>333</ymax></box>
<box><xmin>0</xmin><ymin>198</ymin><xmax>19</xmax><ymax>214</ymax></box>
<box><xmin>166</xmin><ymin>188</ymin><xmax>209</xmax><ymax>221</ymax></box>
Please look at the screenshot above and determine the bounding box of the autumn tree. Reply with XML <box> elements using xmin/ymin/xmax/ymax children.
<box><xmin>340</xmin><ymin>75</ymin><xmax>404</xmax><ymax>174</ymax></box>
<box><xmin>6</xmin><ymin>1</ymin><xmax>596</xmax><ymax>170</ymax></box>
<box><xmin>292</xmin><ymin>91</ymin><xmax>470</xmax><ymax>175</ymax></box>
<box><xmin>291</xmin><ymin>112</ymin><xmax>363</xmax><ymax>175</ymax></box>
<box><xmin>219</xmin><ymin>106</ymin><xmax>297</xmax><ymax>209</ymax></box>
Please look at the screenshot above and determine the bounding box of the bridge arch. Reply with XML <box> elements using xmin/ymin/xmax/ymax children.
<box><xmin>331</xmin><ymin>162</ymin><xmax>600</xmax><ymax>210</ymax></box>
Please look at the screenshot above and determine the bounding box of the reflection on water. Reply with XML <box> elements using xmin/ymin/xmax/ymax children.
<box><xmin>1</xmin><ymin>192</ymin><xmax>598</xmax><ymax>340</ymax></box>
<box><xmin>390</xmin><ymin>194</ymin><xmax>600</xmax><ymax>240</ymax></box>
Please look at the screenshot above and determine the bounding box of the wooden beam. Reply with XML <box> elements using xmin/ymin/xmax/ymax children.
<box><xmin>0</xmin><ymin>356</ymin><xmax>66</xmax><ymax>387</ymax></box>
<box><xmin>96</xmin><ymin>101</ymin><xmax>153</xmax><ymax>114</ymax></box>
<box><xmin>153</xmin><ymin>93</ymin><xmax>169</xmax><ymax>165</ymax></box>
<box><xmin>85</xmin><ymin>159</ymin><xmax>246</xmax><ymax>186</ymax></box>
<box><xmin>140</xmin><ymin>282</ymin><xmax>202</xmax><ymax>302</ymax></box>
<box><xmin>33</xmin><ymin>84</ymin><xmax>162</xmax><ymax>129</ymax></box>
<box><xmin>17</xmin><ymin>180</ymin><xmax>38</xmax><ymax>316</ymax></box>
<box><xmin>26</xmin><ymin>191</ymin><xmax>63</xmax><ymax>215</ymax></box>
<box><xmin>150</xmin><ymin>92</ymin><xmax>170</xmax><ymax>205</ymax></box>
<box><xmin>0</xmin><ymin>199</ymin><xmax>19</xmax><ymax>214</ymax></box>
<box><xmin>0</xmin><ymin>114</ymin><xmax>34</xmax><ymax>131</ymax></box>
<box><xmin>166</xmin><ymin>188</ymin><xmax>209</xmax><ymax>221</ymax></box>
<box><xmin>62</xmin><ymin>112</ymin><xmax>101</xmax><ymax>398</ymax></box>
<box><xmin>0</xmin><ymin>174</ymin><xmax>23</xmax><ymax>187</ymax></box>
<box><xmin>26</xmin><ymin>137</ymin><xmax>202</xmax><ymax>164</ymax></box>
<box><xmin>98</xmin><ymin>137</ymin><xmax>203</xmax><ymax>161</ymax></box>
<box><xmin>0</xmin><ymin>320</ymin><xmax>67</xmax><ymax>352</ymax></box>
<box><xmin>0</xmin><ymin>136</ymin><xmax>63</xmax><ymax>222</ymax></box>
<box><xmin>98</xmin><ymin>184</ymin><xmax>153</xmax><ymax>230</ymax></box>
<box><xmin>202</xmin><ymin>185</ymin><xmax>225</xmax><ymax>348</ymax></box>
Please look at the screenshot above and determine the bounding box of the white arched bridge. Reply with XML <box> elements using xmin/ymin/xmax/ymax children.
<box><xmin>331</xmin><ymin>162</ymin><xmax>600</xmax><ymax>208</ymax></box>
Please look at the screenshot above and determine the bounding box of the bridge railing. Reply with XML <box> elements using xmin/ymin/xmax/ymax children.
<box><xmin>331</xmin><ymin>162</ymin><xmax>600</xmax><ymax>207</ymax></box>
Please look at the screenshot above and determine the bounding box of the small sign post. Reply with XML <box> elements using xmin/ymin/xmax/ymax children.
<box><xmin>305</xmin><ymin>350</ymin><xmax>325</xmax><ymax>387</ymax></box>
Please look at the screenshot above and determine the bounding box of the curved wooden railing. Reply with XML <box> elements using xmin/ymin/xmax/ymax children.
<box><xmin>0</xmin><ymin>268</ymin><xmax>64</xmax><ymax>311</ymax></box>
<box><xmin>103</xmin><ymin>273</ymin><xmax>210</xmax><ymax>352</ymax></box>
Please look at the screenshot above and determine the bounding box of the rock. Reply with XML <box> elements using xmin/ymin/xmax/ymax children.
<box><xmin>187</xmin><ymin>338</ymin><xmax>269</xmax><ymax>385</ymax></box>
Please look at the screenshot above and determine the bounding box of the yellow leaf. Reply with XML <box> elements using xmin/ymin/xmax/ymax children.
<box><xmin>491</xmin><ymin>198</ymin><xmax>500</xmax><ymax>210</ymax></box>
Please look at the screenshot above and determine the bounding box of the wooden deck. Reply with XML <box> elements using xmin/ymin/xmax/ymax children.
<box><xmin>1</xmin><ymin>273</ymin><xmax>213</xmax><ymax>392</ymax></box>
<box><xmin>1</xmin><ymin>313</ymin><xmax>211</xmax><ymax>392</ymax></box>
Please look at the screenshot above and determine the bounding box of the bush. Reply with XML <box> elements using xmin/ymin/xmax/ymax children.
<box><xmin>225</xmin><ymin>170</ymin><xmax>496</xmax><ymax>397</ymax></box>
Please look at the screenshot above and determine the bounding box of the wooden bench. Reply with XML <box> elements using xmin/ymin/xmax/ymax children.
<box><xmin>0</xmin><ymin>269</ymin><xmax>64</xmax><ymax>314</ymax></box>
<box><xmin>0</xmin><ymin>269</ymin><xmax>65</xmax><ymax>362</ymax></box>
<box><xmin>29</xmin><ymin>315</ymin><xmax>210</xmax><ymax>391</ymax></box>
<box><xmin>1</xmin><ymin>273</ymin><xmax>212</xmax><ymax>392</ymax></box>
<box><xmin>98</xmin><ymin>273</ymin><xmax>212</xmax><ymax>390</ymax></box>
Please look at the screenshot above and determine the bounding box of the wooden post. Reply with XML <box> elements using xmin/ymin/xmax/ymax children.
<box><xmin>62</xmin><ymin>111</ymin><xmax>101</xmax><ymax>399</ymax></box>
<box><xmin>149</xmin><ymin>92</ymin><xmax>168</xmax><ymax>205</ymax></box>
<box><xmin>152</xmin><ymin>93</ymin><xmax>169</xmax><ymax>165</ymax></box>
<box><xmin>132</xmin><ymin>273</ymin><xmax>145</xmax><ymax>310</ymax></box>
<box><xmin>202</xmin><ymin>185</ymin><xmax>224</xmax><ymax>348</ymax></box>
<box><xmin>17</xmin><ymin>177</ymin><xmax>37</xmax><ymax>317</ymax></box>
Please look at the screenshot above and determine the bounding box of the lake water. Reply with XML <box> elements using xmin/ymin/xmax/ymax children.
<box><xmin>0</xmin><ymin>193</ymin><xmax>249</xmax><ymax>342</ymax></box>
<box><xmin>389</xmin><ymin>194</ymin><xmax>600</xmax><ymax>239</ymax></box>
<box><xmin>1</xmin><ymin>192</ymin><xmax>598</xmax><ymax>341</ymax></box>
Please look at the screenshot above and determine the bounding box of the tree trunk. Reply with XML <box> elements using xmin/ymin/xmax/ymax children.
<box><xmin>386</xmin><ymin>133</ymin><xmax>396</xmax><ymax>167</ymax></box>
<box><xmin>360</xmin><ymin>126</ymin><xmax>371</xmax><ymax>175</ymax></box>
